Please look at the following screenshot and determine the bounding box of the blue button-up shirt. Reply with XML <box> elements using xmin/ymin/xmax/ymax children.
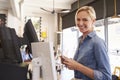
<box><xmin>74</xmin><ymin>31</ymin><xmax>112</xmax><ymax>80</ymax></box>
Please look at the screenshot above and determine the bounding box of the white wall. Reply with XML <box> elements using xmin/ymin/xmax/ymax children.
<box><xmin>39</xmin><ymin>13</ymin><xmax>57</xmax><ymax>43</ymax></box>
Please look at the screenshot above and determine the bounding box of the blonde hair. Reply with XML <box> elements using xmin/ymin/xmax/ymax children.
<box><xmin>75</xmin><ymin>6</ymin><xmax>96</xmax><ymax>25</ymax></box>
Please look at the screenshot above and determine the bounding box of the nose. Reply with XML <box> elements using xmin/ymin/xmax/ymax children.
<box><xmin>77</xmin><ymin>20</ymin><xmax>83</xmax><ymax>26</ymax></box>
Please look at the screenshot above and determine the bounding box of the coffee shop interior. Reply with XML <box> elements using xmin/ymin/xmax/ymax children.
<box><xmin>0</xmin><ymin>0</ymin><xmax>120</xmax><ymax>80</ymax></box>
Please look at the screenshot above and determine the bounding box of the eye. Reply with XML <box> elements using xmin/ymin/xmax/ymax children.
<box><xmin>82</xmin><ymin>18</ymin><xmax>88</xmax><ymax>21</ymax></box>
<box><xmin>77</xmin><ymin>18</ymin><xmax>80</xmax><ymax>21</ymax></box>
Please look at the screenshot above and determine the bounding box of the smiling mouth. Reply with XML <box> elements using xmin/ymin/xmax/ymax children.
<box><xmin>79</xmin><ymin>25</ymin><xmax>87</xmax><ymax>28</ymax></box>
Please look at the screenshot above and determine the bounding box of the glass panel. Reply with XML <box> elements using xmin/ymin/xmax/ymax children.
<box><xmin>108</xmin><ymin>17</ymin><xmax>120</xmax><ymax>73</ymax></box>
<box><xmin>61</xmin><ymin>26</ymin><xmax>81</xmax><ymax>80</ymax></box>
<box><xmin>94</xmin><ymin>19</ymin><xmax>105</xmax><ymax>40</ymax></box>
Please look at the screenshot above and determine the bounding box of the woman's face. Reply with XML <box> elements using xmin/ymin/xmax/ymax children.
<box><xmin>76</xmin><ymin>11</ymin><xmax>95</xmax><ymax>34</ymax></box>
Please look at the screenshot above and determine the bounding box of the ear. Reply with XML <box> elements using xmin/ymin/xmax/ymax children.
<box><xmin>93</xmin><ymin>19</ymin><xmax>96</xmax><ymax>23</ymax></box>
<box><xmin>92</xmin><ymin>19</ymin><xmax>96</xmax><ymax>25</ymax></box>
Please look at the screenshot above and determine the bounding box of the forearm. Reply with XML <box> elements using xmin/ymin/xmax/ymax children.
<box><xmin>76</xmin><ymin>63</ymin><xmax>94</xmax><ymax>79</ymax></box>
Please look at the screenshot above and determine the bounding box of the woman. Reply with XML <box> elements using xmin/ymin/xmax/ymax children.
<box><xmin>61</xmin><ymin>6</ymin><xmax>111</xmax><ymax>80</ymax></box>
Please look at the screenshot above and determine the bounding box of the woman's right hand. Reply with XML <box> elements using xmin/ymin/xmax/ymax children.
<box><xmin>60</xmin><ymin>55</ymin><xmax>80</xmax><ymax>70</ymax></box>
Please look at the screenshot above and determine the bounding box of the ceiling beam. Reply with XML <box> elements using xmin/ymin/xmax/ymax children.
<box><xmin>10</xmin><ymin>0</ymin><xmax>21</xmax><ymax>18</ymax></box>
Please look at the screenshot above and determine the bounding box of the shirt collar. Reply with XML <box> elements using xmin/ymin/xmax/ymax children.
<box><xmin>87</xmin><ymin>31</ymin><xmax>96</xmax><ymax>38</ymax></box>
<box><xmin>79</xmin><ymin>31</ymin><xmax>96</xmax><ymax>40</ymax></box>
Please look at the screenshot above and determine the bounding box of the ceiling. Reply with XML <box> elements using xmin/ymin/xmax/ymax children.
<box><xmin>0</xmin><ymin>0</ymin><xmax>77</xmax><ymax>18</ymax></box>
<box><xmin>0</xmin><ymin>0</ymin><xmax>11</xmax><ymax>10</ymax></box>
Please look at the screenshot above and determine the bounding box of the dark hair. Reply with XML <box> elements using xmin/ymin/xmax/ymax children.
<box><xmin>25</xmin><ymin>45</ymin><xmax>31</xmax><ymax>53</ymax></box>
<box><xmin>0</xmin><ymin>14</ymin><xmax>6</xmax><ymax>25</ymax></box>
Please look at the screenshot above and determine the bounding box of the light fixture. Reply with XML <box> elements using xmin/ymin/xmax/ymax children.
<box><xmin>111</xmin><ymin>0</ymin><xmax>120</xmax><ymax>18</ymax></box>
<box><xmin>61</xmin><ymin>9</ymin><xmax>70</xmax><ymax>13</ymax></box>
